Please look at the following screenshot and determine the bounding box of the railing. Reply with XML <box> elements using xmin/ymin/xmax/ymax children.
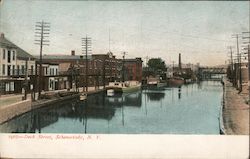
<box><xmin>9</xmin><ymin>69</ymin><xmax>35</xmax><ymax>76</ymax></box>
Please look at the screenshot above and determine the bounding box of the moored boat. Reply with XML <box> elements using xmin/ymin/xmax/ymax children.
<box><xmin>168</xmin><ymin>77</ymin><xmax>184</xmax><ymax>87</ymax></box>
<box><xmin>107</xmin><ymin>81</ymin><xmax>141</xmax><ymax>93</ymax></box>
<box><xmin>147</xmin><ymin>77</ymin><xmax>158</xmax><ymax>87</ymax></box>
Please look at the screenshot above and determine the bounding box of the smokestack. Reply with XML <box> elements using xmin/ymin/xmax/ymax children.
<box><xmin>179</xmin><ymin>53</ymin><xmax>182</xmax><ymax>70</ymax></box>
<box><xmin>71</xmin><ymin>50</ymin><xmax>75</xmax><ymax>56</ymax></box>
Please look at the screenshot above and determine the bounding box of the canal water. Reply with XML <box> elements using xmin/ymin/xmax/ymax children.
<box><xmin>0</xmin><ymin>81</ymin><xmax>223</xmax><ymax>134</ymax></box>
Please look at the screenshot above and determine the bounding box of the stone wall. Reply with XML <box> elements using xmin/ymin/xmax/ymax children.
<box><xmin>0</xmin><ymin>100</ymin><xmax>31</xmax><ymax>124</ymax></box>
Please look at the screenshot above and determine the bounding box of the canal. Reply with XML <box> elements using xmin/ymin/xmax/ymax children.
<box><xmin>0</xmin><ymin>81</ymin><xmax>223</xmax><ymax>134</ymax></box>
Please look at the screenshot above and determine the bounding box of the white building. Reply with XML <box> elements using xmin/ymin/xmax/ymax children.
<box><xmin>42</xmin><ymin>63</ymin><xmax>59</xmax><ymax>91</ymax></box>
<box><xmin>0</xmin><ymin>33</ymin><xmax>35</xmax><ymax>94</ymax></box>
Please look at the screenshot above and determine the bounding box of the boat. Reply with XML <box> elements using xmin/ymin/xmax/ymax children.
<box><xmin>147</xmin><ymin>77</ymin><xmax>158</xmax><ymax>87</ymax></box>
<box><xmin>107</xmin><ymin>81</ymin><xmax>141</xmax><ymax>93</ymax></box>
<box><xmin>168</xmin><ymin>77</ymin><xmax>185</xmax><ymax>87</ymax></box>
<box><xmin>80</xmin><ymin>93</ymin><xmax>87</xmax><ymax>101</ymax></box>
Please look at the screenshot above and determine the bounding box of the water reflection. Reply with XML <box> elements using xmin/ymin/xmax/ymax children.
<box><xmin>178</xmin><ymin>86</ymin><xmax>181</xmax><ymax>99</ymax></box>
<box><xmin>1</xmin><ymin>106</ymin><xmax>60</xmax><ymax>133</ymax></box>
<box><xmin>106</xmin><ymin>92</ymin><xmax>142</xmax><ymax>107</ymax></box>
<box><xmin>0</xmin><ymin>81</ymin><xmax>223</xmax><ymax>134</ymax></box>
<box><xmin>146</xmin><ymin>92</ymin><xmax>165</xmax><ymax>101</ymax></box>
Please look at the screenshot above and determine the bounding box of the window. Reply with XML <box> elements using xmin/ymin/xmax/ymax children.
<box><xmin>10</xmin><ymin>82</ymin><xmax>14</xmax><ymax>91</ymax></box>
<box><xmin>17</xmin><ymin>65</ymin><xmax>20</xmax><ymax>75</ymax></box>
<box><xmin>12</xmin><ymin>51</ymin><xmax>15</xmax><ymax>60</ymax></box>
<box><xmin>5</xmin><ymin>83</ymin><xmax>9</xmax><ymax>91</ymax></box>
<box><xmin>2</xmin><ymin>64</ymin><xmax>5</xmax><ymax>75</ymax></box>
<box><xmin>12</xmin><ymin>65</ymin><xmax>15</xmax><ymax>75</ymax></box>
<box><xmin>50</xmin><ymin>79</ymin><xmax>52</xmax><ymax>88</ymax></box>
<box><xmin>55</xmin><ymin>68</ymin><xmax>58</xmax><ymax>75</ymax></box>
<box><xmin>7</xmin><ymin>65</ymin><xmax>11</xmax><ymax>76</ymax></box>
<box><xmin>31</xmin><ymin>65</ymin><xmax>34</xmax><ymax>75</ymax></box>
<box><xmin>7</xmin><ymin>50</ymin><xmax>11</xmax><ymax>63</ymax></box>
<box><xmin>3</xmin><ymin>49</ymin><xmax>5</xmax><ymax>59</ymax></box>
<box><xmin>21</xmin><ymin>65</ymin><xmax>25</xmax><ymax>75</ymax></box>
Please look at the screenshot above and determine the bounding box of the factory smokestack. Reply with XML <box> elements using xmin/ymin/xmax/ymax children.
<box><xmin>178</xmin><ymin>53</ymin><xmax>182</xmax><ymax>70</ymax></box>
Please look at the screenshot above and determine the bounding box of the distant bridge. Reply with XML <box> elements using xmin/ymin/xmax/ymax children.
<box><xmin>198</xmin><ymin>66</ymin><xmax>227</xmax><ymax>80</ymax></box>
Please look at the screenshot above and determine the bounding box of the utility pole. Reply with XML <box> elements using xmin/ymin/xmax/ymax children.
<box><xmin>232</xmin><ymin>34</ymin><xmax>242</xmax><ymax>92</ymax></box>
<box><xmin>122</xmin><ymin>52</ymin><xmax>127</xmax><ymax>83</ymax></box>
<box><xmin>82</xmin><ymin>36</ymin><xmax>92</xmax><ymax>92</ymax></box>
<box><xmin>103</xmin><ymin>58</ymin><xmax>106</xmax><ymax>88</ymax></box>
<box><xmin>109</xmin><ymin>28</ymin><xmax>111</xmax><ymax>53</ymax></box>
<box><xmin>145</xmin><ymin>56</ymin><xmax>149</xmax><ymax>78</ymax></box>
<box><xmin>228</xmin><ymin>46</ymin><xmax>234</xmax><ymax>84</ymax></box>
<box><xmin>145</xmin><ymin>56</ymin><xmax>149</xmax><ymax>67</ymax></box>
<box><xmin>230</xmin><ymin>46</ymin><xmax>233</xmax><ymax>81</ymax></box>
<box><xmin>242</xmin><ymin>31</ymin><xmax>250</xmax><ymax>98</ymax></box>
<box><xmin>144</xmin><ymin>55</ymin><xmax>149</xmax><ymax>87</ymax></box>
<box><xmin>107</xmin><ymin>29</ymin><xmax>112</xmax><ymax>83</ymax></box>
<box><xmin>34</xmin><ymin>21</ymin><xmax>50</xmax><ymax>99</ymax></box>
<box><xmin>24</xmin><ymin>59</ymin><xmax>28</xmax><ymax>100</ymax></box>
<box><xmin>248</xmin><ymin>45</ymin><xmax>250</xmax><ymax>97</ymax></box>
<box><xmin>172</xmin><ymin>61</ymin><xmax>175</xmax><ymax>77</ymax></box>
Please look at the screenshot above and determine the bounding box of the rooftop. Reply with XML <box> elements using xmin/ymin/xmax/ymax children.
<box><xmin>124</xmin><ymin>58</ymin><xmax>143</xmax><ymax>63</ymax></box>
<box><xmin>0</xmin><ymin>33</ymin><xmax>34</xmax><ymax>60</ymax></box>
<box><xmin>35</xmin><ymin>54</ymin><xmax>92</xmax><ymax>60</ymax></box>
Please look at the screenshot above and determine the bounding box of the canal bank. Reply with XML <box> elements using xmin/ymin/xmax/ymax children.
<box><xmin>222</xmin><ymin>79</ymin><xmax>249</xmax><ymax>135</ymax></box>
<box><xmin>0</xmin><ymin>87</ymin><xmax>106</xmax><ymax>124</ymax></box>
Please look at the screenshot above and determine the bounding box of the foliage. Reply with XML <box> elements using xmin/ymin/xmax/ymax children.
<box><xmin>147</xmin><ymin>58</ymin><xmax>166</xmax><ymax>72</ymax></box>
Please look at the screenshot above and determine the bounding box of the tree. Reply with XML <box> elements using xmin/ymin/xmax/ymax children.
<box><xmin>147</xmin><ymin>58</ymin><xmax>166</xmax><ymax>72</ymax></box>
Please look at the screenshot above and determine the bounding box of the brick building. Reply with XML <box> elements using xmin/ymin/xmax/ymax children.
<box><xmin>36</xmin><ymin>51</ymin><xmax>142</xmax><ymax>91</ymax></box>
<box><xmin>92</xmin><ymin>52</ymin><xmax>122</xmax><ymax>84</ymax></box>
<box><xmin>123</xmin><ymin>58</ymin><xmax>143</xmax><ymax>82</ymax></box>
<box><xmin>38</xmin><ymin>51</ymin><xmax>122</xmax><ymax>89</ymax></box>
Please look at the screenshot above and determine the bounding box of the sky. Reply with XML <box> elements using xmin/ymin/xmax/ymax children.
<box><xmin>0</xmin><ymin>0</ymin><xmax>249</xmax><ymax>66</ymax></box>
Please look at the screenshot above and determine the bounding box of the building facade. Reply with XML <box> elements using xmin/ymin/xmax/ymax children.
<box><xmin>40</xmin><ymin>51</ymin><xmax>122</xmax><ymax>88</ymax></box>
<box><xmin>0</xmin><ymin>33</ymin><xmax>35</xmax><ymax>94</ymax></box>
<box><xmin>123</xmin><ymin>58</ymin><xmax>143</xmax><ymax>82</ymax></box>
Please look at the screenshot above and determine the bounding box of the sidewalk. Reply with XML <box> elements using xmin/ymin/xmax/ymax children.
<box><xmin>0</xmin><ymin>86</ymin><xmax>106</xmax><ymax>108</ymax></box>
<box><xmin>0</xmin><ymin>95</ymin><xmax>23</xmax><ymax>107</ymax></box>
<box><xmin>223</xmin><ymin>80</ymin><xmax>249</xmax><ymax>135</ymax></box>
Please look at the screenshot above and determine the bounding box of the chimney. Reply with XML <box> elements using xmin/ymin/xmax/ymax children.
<box><xmin>71</xmin><ymin>50</ymin><xmax>75</xmax><ymax>56</ymax></box>
<box><xmin>0</xmin><ymin>33</ymin><xmax>4</xmax><ymax>38</ymax></box>
<box><xmin>178</xmin><ymin>53</ymin><xmax>182</xmax><ymax>70</ymax></box>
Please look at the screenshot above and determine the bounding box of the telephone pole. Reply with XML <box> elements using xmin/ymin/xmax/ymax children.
<box><xmin>34</xmin><ymin>21</ymin><xmax>50</xmax><ymax>99</ymax></box>
<box><xmin>145</xmin><ymin>56</ymin><xmax>149</xmax><ymax>67</ymax></box>
<box><xmin>242</xmin><ymin>31</ymin><xmax>250</xmax><ymax>97</ymax></box>
<box><xmin>172</xmin><ymin>61</ymin><xmax>175</xmax><ymax>74</ymax></box>
<box><xmin>232</xmin><ymin>34</ymin><xmax>242</xmax><ymax>92</ymax></box>
<box><xmin>122</xmin><ymin>52</ymin><xmax>127</xmax><ymax>83</ymax></box>
<box><xmin>228</xmin><ymin>46</ymin><xmax>234</xmax><ymax>84</ymax></box>
<box><xmin>248</xmin><ymin>45</ymin><xmax>250</xmax><ymax>97</ymax></box>
<box><xmin>144</xmin><ymin>55</ymin><xmax>149</xmax><ymax>70</ymax></box>
<box><xmin>23</xmin><ymin>59</ymin><xmax>28</xmax><ymax>100</ymax></box>
<box><xmin>82</xmin><ymin>36</ymin><xmax>92</xmax><ymax>92</ymax></box>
